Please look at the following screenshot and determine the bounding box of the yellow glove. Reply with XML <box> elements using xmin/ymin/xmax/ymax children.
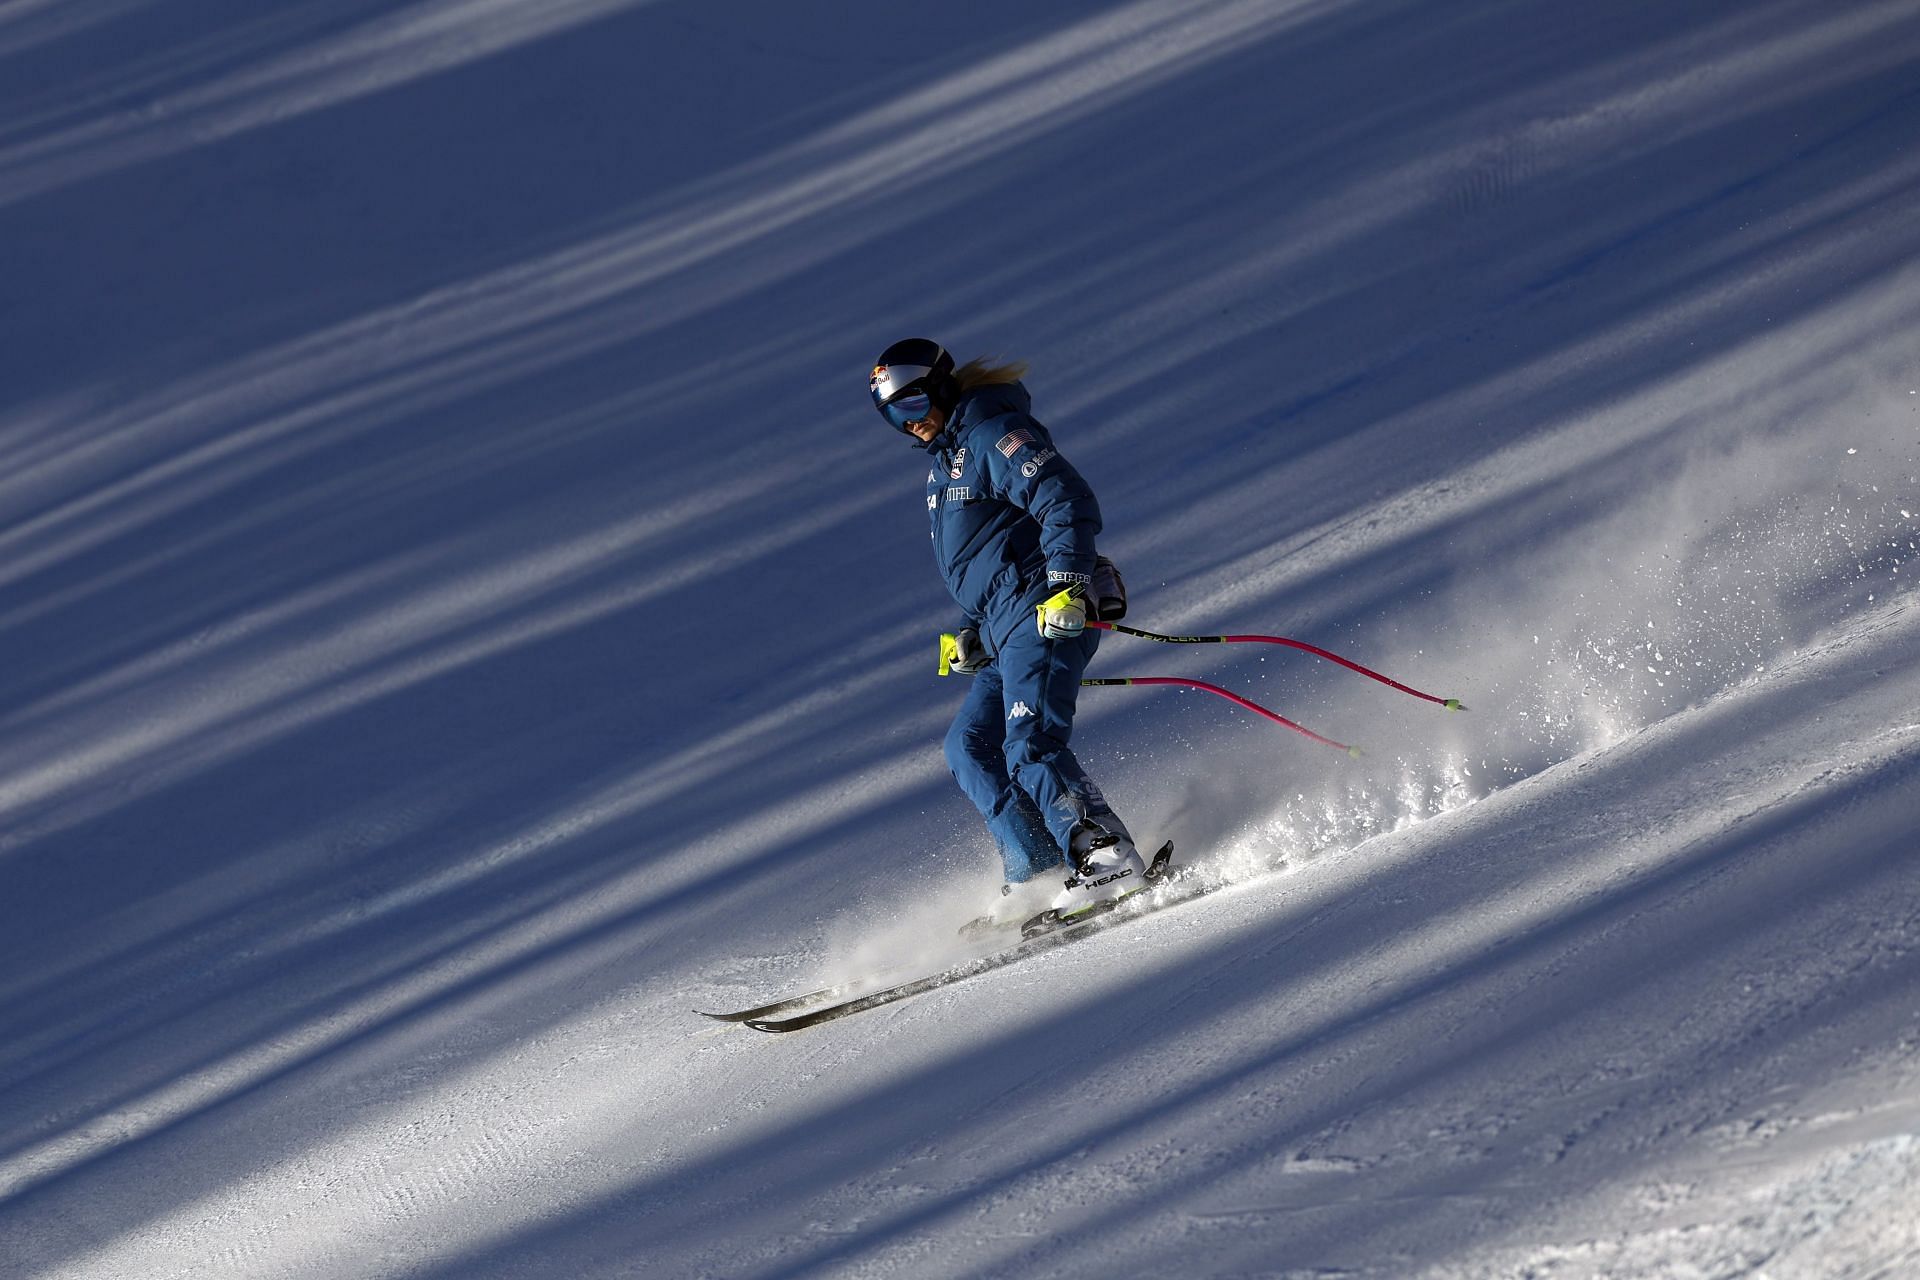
<box><xmin>1036</xmin><ymin>584</ymin><xmax>1088</xmax><ymax>640</ymax></box>
<box><xmin>938</xmin><ymin>628</ymin><xmax>989</xmax><ymax>675</ymax></box>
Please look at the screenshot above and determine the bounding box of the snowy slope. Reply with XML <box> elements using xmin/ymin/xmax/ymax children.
<box><xmin>3</xmin><ymin>1</ymin><xmax>1918</xmax><ymax>1277</ymax></box>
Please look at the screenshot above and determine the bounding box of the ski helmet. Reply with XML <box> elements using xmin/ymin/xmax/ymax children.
<box><xmin>869</xmin><ymin>338</ymin><xmax>958</xmax><ymax>435</ymax></box>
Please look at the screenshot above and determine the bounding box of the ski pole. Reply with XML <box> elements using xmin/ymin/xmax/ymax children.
<box><xmin>1082</xmin><ymin>676</ymin><xmax>1362</xmax><ymax>758</ymax></box>
<box><xmin>1088</xmin><ymin>621</ymin><xmax>1465</xmax><ymax>710</ymax></box>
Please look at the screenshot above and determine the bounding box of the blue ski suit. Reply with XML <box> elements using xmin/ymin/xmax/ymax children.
<box><xmin>924</xmin><ymin>381</ymin><xmax>1132</xmax><ymax>883</ymax></box>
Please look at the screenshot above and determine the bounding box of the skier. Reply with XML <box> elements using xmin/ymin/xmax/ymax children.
<box><xmin>868</xmin><ymin>338</ymin><xmax>1150</xmax><ymax>927</ymax></box>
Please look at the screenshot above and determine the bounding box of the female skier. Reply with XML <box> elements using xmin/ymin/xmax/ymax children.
<box><xmin>868</xmin><ymin>337</ymin><xmax>1148</xmax><ymax>927</ymax></box>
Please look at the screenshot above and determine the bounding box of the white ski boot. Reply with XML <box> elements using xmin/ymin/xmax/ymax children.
<box><xmin>1049</xmin><ymin>827</ymin><xmax>1149</xmax><ymax>920</ymax></box>
<box><xmin>958</xmin><ymin>876</ymin><xmax>1059</xmax><ymax>937</ymax></box>
<box><xmin>989</xmin><ymin>877</ymin><xmax>1058</xmax><ymax>927</ymax></box>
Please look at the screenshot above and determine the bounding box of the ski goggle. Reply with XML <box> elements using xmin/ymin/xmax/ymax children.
<box><xmin>879</xmin><ymin>390</ymin><xmax>935</xmax><ymax>432</ymax></box>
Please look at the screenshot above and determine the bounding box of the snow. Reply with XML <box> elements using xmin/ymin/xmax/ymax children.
<box><xmin>3</xmin><ymin>1</ymin><xmax>1919</xmax><ymax>1276</ymax></box>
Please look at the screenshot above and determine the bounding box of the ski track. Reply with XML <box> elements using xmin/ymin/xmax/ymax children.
<box><xmin>3</xmin><ymin>0</ymin><xmax>1919</xmax><ymax>1276</ymax></box>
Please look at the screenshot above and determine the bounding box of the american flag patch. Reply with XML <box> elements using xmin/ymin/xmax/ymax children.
<box><xmin>995</xmin><ymin>428</ymin><xmax>1037</xmax><ymax>457</ymax></box>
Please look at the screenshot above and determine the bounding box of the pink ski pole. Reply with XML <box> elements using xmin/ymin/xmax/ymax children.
<box><xmin>1088</xmin><ymin>621</ymin><xmax>1465</xmax><ymax>710</ymax></box>
<box><xmin>1081</xmin><ymin>676</ymin><xmax>1362</xmax><ymax>757</ymax></box>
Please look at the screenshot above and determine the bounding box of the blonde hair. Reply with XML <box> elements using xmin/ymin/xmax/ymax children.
<box><xmin>954</xmin><ymin>356</ymin><xmax>1030</xmax><ymax>391</ymax></box>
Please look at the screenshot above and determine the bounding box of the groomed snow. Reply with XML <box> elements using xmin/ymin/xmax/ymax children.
<box><xmin>2</xmin><ymin>2</ymin><xmax>1917</xmax><ymax>1277</ymax></box>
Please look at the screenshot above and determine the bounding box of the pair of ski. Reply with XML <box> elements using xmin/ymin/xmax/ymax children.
<box><xmin>699</xmin><ymin>842</ymin><xmax>1188</xmax><ymax>1033</ymax></box>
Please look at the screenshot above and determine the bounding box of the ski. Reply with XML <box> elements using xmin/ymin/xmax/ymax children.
<box><xmin>741</xmin><ymin>843</ymin><xmax>1191</xmax><ymax>1033</ymax></box>
<box><xmin>695</xmin><ymin>983</ymin><xmax>849</xmax><ymax>1024</ymax></box>
<box><xmin>701</xmin><ymin>842</ymin><xmax>1174</xmax><ymax>1023</ymax></box>
<box><xmin>696</xmin><ymin>955</ymin><xmax>943</xmax><ymax>1023</ymax></box>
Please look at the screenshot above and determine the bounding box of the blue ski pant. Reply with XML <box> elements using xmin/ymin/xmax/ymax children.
<box><xmin>943</xmin><ymin>626</ymin><xmax>1132</xmax><ymax>883</ymax></box>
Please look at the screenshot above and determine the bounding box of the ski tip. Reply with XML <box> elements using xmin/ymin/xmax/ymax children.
<box><xmin>1444</xmin><ymin>697</ymin><xmax>1467</xmax><ymax>711</ymax></box>
<box><xmin>744</xmin><ymin>1018</ymin><xmax>805</xmax><ymax>1034</ymax></box>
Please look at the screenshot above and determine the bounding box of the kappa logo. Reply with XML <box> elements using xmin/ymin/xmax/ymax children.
<box><xmin>1007</xmin><ymin>701</ymin><xmax>1036</xmax><ymax>720</ymax></box>
<box><xmin>948</xmin><ymin>446</ymin><xmax>968</xmax><ymax>480</ymax></box>
<box><xmin>1020</xmin><ymin>448</ymin><xmax>1057</xmax><ymax>478</ymax></box>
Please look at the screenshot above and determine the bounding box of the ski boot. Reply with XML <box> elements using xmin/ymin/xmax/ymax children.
<box><xmin>958</xmin><ymin>876</ymin><xmax>1059</xmax><ymax>938</ymax></box>
<box><xmin>1049</xmin><ymin>824</ymin><xmax>1149</xmax><ymax>921</ymax></box>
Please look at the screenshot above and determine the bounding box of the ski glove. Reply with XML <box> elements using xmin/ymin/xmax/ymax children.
<box><xmin>939</xmin><ymin>628</ymin><xmax>990</xmax><ymax>676</ymax></box>
<box><xmin>1036</xmin><ymin>584</ymin><xmax>1088</xmax><ymax>641</ymax></box>
<box><xmin>1091</xmin><ymin>556</ymin><xmax>1128</xmax><ymax>623</ymax></box>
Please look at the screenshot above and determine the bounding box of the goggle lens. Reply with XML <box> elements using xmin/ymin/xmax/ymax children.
<box><xmin>882</xmin><ymin>392</ymin><xmax>934</xmax><ymax>431</ymax></box>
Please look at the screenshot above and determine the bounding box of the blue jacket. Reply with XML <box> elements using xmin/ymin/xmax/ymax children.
<box><xmin>924</xmin><ymin>381</ymin><xmax>1101</xmax><ymax>654</ymax></box>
